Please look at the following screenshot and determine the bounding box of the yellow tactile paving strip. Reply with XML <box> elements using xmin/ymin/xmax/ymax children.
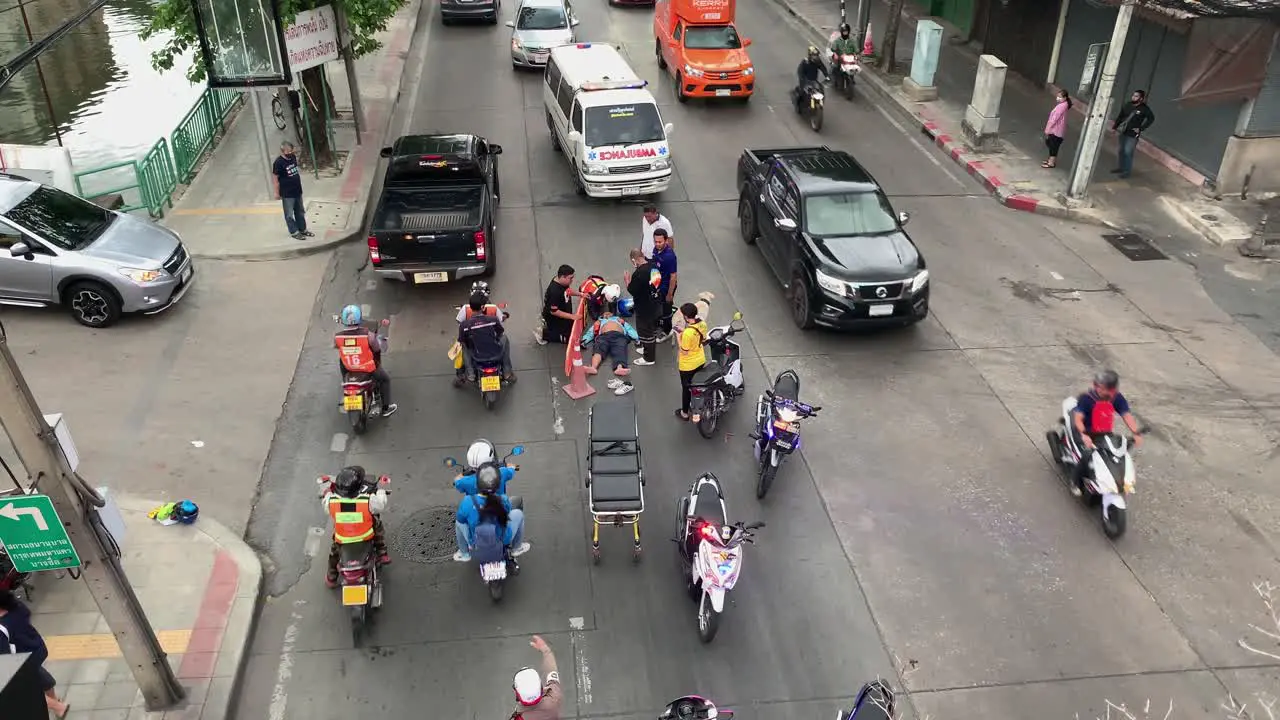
<box><xmin>45</xmin><ymin>629</ymin><xmax>191</xmax><ymax>661</ymax></box>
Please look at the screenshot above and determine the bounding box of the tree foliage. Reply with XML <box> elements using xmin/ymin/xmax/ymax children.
<box><xmin>140</xmin><ymin>0</ymin><xmax>407</xmax><ymax>83</ymax></box>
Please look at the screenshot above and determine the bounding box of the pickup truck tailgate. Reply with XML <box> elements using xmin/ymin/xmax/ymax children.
<box><xmin>372</xmin><ymin>186</ymin><xmax>484</xmax><ymax>264</ymax></box>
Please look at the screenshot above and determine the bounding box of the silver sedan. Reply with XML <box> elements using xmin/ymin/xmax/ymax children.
<box><xmin>508</xmin><ymin>0</ymin><xmax>578</xmax><ymax>69</ymax></box>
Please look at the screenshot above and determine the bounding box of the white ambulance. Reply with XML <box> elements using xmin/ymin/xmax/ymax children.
<box><xmin>543</xmin><ymin>43</ymin><xmax>674</xmax><ymax>198</ymax></box>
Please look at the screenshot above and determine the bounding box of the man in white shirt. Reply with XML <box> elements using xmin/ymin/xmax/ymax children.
<box><xmin>641</xmin><ymin>204</ymin><xmax>674</xmax><ymax>261</ymax></box>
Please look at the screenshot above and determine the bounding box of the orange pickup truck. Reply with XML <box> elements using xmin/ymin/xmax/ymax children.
<box><xmin>654</xmin><ymin>0</ymin><xmax>754</xmax><ymax>102</ymax></box>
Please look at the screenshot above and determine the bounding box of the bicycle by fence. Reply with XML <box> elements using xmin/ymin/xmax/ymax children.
<box><xmin>74</xmin><ymin>88</ymin><xmax>244</xmax><ymax>218</ymax></box>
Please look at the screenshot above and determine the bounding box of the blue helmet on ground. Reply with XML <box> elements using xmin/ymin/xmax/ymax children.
<box><xmin>340</xmin><ymin>304</ymin><xmax>362</xmax><ymax>326</ymax></box>
<box><xmin>174</xmin><ymin>500</ymin><xmax>199</xmax><ymax>525</ymax></box>
<box><xmin>617</xmin><ymin>297</ymin><xmax>635</xmax><ymax>317</ymax></box>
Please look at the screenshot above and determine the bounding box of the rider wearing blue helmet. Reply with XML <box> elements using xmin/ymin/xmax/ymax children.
<box><xmin>335</xmin><ymin>304</ymin><xmax>398</xmax><ymax>417</ymax></box>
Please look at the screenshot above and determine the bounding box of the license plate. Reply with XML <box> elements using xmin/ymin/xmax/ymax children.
<box><xmin>480</xmin><ymin>562</ymin><xmax>507</xmax><ymax>581</ymax></box>
<box><xmin>344</xmin><ymin>395</ymin><xmax>364</xmax><ymax>411</ymax></box>
<box><xmin>621</xmin><ymin>187</ymin><xmax>641</xmax><ymax>196</ymax></box>
<box><xmin>181</xmin><ymin>266</ymin><xmax>193</xmax><ymax>284</ymax></box>
<box><xmin>715</xmin><ymin>89</ymin><xmax>731</xmax><ymax>97</ymax></box>
<box><xmin>341</xmin><ymin>584</ymin><xmax>369</xmax><ymax>606</ymax></box>
<box><xmin>868</xmin><ymin>304</ymin><xmax>894</xmax><ymax>317</ymax></box>
<box><xmin>774</xmin><ymin>439</ymin><xmax>792</xmax><ymax>450</ymax></box>
<box><xmin>479</xmin><ymin>375</ymin><xmax>502</xmax><ymax>392</ymax></box>
<box><xmin>413</xmin><ymin>272</ymin><xmax>448</xmax><ymax>284</ymax></box>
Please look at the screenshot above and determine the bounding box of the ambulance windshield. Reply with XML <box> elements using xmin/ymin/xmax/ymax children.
<box><xmin>684</xmin><ymin>25</ymin><xmax>742</xmax><ymax>50</ymax></box>
<box><xmin>585</xmin><ymin>103</ymin><xmax>665</xmax><ymax>149</ymax></box>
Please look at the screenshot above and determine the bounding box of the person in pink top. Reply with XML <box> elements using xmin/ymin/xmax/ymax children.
<box><xmin>1043</xmin><ymin>89</ymin><xmax>1073</xmax><ymax>168</ymax></box>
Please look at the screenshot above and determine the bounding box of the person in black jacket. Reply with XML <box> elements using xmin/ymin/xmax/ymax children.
<box><xmin>0</xmin><ymin>590</ymin><xmax>70</xmax><ymax>717</ymax></box>
<box><xmin>625</xmin><ymin>248</ymin><xmax>662</xmax><ymax>365</ymax></box>
<box><xmin>1111</xmin><ymin>89</ymin><xmax>1155</xmax><ymax>179</ymax></box>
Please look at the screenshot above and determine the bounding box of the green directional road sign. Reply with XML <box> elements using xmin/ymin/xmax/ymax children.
<box><xmin>0</xmin><ymin>494</ymin><xmax>81</xmax><ymax>573</ymax></box>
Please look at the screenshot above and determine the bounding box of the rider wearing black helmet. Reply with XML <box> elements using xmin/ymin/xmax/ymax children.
<box><xmin>454</xmin><ymin>461</ymin><xmax>530</xmax><ymax>562</ymax></box>
<box><xmin>322</xmin><ymin>465</ymin><xmax>391</xmax><ymax>587</ymax></box>
<box><xmin>830</xmin><ymin>22</ymin><xmax>860</xmax><ymax>57</ymax></box>
<box><xmin>793</xmin><ymin>45</ymin><xmax>829</xmax><ymax>113</ymax></box>
<box><xmin>1070</xmin><ymin>370</ymin><xmax>1142</xmax><ymax>495</ymax></box>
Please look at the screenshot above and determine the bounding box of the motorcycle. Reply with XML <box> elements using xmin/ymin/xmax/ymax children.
<box><xmin>837</xmin><ymin>680</ymin><xmax>896</xmax><ymax>720</ymax></box>
<box><xmin>336</xmin><ymin>317</ymin><xmax>390</xmax><ymax>435</ymax></box>
<box><xmin>317</xmin><ymin>473</ymin><xmax>391</xmax><ymax>645</ymax></box>
<box><xmin>750</xmin><ymin>369</ymin><xmax>820</xmax><ymax>499</ymax></box>
<box><xmin>688</xmin><ymin>312</ymin><xmax>747</xmax><ymax>439</ymax></box>
<box><xmin>451</xmin><ymin>304</ymin><xmax>511</xmax><ymax>411</ymax></box>
<box><xmin>444</xmin><ymin>445</ymin><xmax>525</xmax><ymax>601</ymax></box>
<box><xmin>831</xmin><ymin>52</ymin><xmax>860</xmax><ymax>100</ymax></box>
<box><xmin>792</xmin><ymin>78</ymin><xmax>826</xmax><ymax>132</ymax></box>
<box><xmin>674</xmin><ymin>473</ymin><xmax>764</xmax><ymax>643</ymax></box>
<box><xmin>1045</xmin><ymin>397</ymin><xmax>1147</xmax><ymax>539</ymax></box>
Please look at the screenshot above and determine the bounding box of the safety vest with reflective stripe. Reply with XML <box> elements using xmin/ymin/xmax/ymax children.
<box><xmin>463</xmin><ymin>304</ymin><xmax>500</xmax><ymax>320</ymax></box>
<box><xmin>327</xmin><ymin>496</ymin><xmax>375</xmax><ymax>544</ymax></box>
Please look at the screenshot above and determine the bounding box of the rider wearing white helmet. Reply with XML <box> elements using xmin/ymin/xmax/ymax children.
<box><xmin>452</xmin><ymin>439</ymin><xmax>518</xmax><ymax>497</ymax></box>
<box><xmin>334</xmin><ymin>304</ymin><xmax>397</xmax><ymax>417</ymax></box>
<box><xmin>511</xmin><ymin>635</ymin><xmax>562</xmax><ymax>720</ymax></box>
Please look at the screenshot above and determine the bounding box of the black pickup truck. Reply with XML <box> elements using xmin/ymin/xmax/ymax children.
<box><xmin>736</xmin><ymin>146</ymin><xmax>929</xmax><ymax>330</ymax></box>
<box><xmin>368</xmin><ymin>134</ymin><xmax>502</xmax><ymax>285</ymax></box>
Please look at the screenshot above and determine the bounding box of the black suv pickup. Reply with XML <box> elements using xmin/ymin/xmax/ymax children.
<box><xmin>736</xmin><ymin>146</ymin><xmax>929</xmax><ymax>330</ymax></box>
<box><xmin>369</xmin><ymin>134</ymin><xmax>502</xmax><ymax>285</ymax></box>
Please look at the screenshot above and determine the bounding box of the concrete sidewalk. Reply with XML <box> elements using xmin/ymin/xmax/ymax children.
<box><xmin>159</xmin><ymin>0</ymin><xmax>422</xmax><ymax>261</ymax></box>
<box><xmin>18</xmin><ymin>496</ymin><xmax>261</xmax><ymax>720</ymax></box>
<box><xmin>768</xmin><ymin>0</ymin><xmax>1267</xmax><ymax>248</ymax></box>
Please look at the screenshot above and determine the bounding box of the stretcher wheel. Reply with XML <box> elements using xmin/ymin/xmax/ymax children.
<box><xmin>632</xmin><ymin>546</ymin><xmax>642</xmax><ymax>563</ymax></box>
<box><xmin>592</xmin><ymin>547</ymin><xmax>601</xmax><ymax>564</ymax></box>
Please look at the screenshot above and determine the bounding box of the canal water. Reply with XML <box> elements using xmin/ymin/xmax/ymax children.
<box><xmin>0</xmin><ymin>0</ymin><xmax>206</xmax><ymax>172</ymax></box>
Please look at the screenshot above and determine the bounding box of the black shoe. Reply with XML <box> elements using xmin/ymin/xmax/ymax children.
<box><xmin>1110</xmin><ymin>168</ymin><xmax>1123</xmax><ymax>174</ymax></box>
<box><xmin>504</xmin><ymin>373</ymin><xmax>517</xmax><ymax>384</ymax></box>
<box><xmin>453</xmin><ymin>375</ymin><xmax>466</xmax><ymax>388</ymax></box>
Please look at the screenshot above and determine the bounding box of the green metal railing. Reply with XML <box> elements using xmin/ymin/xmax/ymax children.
<box><xmin>74</xmin><ymin>88</ymin><xmax>243</xmax><ymax>218</ymax></box>
<box><xmin>172</xmin><ymin>88</ymin><xmax>243</xmax><ymax>184</ymax></box>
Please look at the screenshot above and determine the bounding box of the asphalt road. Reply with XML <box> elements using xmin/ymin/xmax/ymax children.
<box><xmin>233</xmin><ymin>0</ymin><xmax>1280</xmax><ymax>717</ymax></box>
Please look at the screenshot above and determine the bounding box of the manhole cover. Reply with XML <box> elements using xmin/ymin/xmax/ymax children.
<box><xmin>391</xmin><ymin>506</ymin><xmax>457</xmax><ymax>564</ymax></box>
<box><xmin>1103</xmin><ymin>233</ymin><xmax>1167</xmax><ymax>262</ymax></box>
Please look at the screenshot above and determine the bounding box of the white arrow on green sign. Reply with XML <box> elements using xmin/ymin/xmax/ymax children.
<box><xmin>0</xmin><ymin>495</ymin><xmax>81</xmax><ymax>573</ymax></box>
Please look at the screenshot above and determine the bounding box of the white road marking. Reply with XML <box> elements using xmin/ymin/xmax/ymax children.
<box><xmin>268</xmin><ymin>600</ymin><xmax>306</xmax><ymax>720</ymax></box>
<box><xmin>190</xmin><ymin>440</ymin><xmax>205</xmax><ymax>448</ymax></box>
<box><xmin>304</xmin><ymin>526</ymin><xmax>328</xmax><ymax>558</ymax></box>
<box><xmin>550</xmin><ymin>379</ymin><xmax>566</xmax><ymax>436</ymax></box>
<box><xmin>569</xmin><ymin>617</ymin><xmax>592</xmax><ymax>705</ymax></box>
<box><xmin>1050</xmin><ymin>271</ymin><xmax>1064</xmax><ymax>281</ymax></box>
<box><xmin>360</xmin><ymin>304</ymin><xmax>372</xmax><ymax>319</ymax></box>
<box><xmin>366</xmin><ymin>280</ymin><xmax>377</xmax><ymax>291</ymax></box>
<box><xmin>330</xmin><ymin>433</ymin><xmax>348</xmax><ymax>453</ymax></box>
<box><xmin>871</xmin><ymin>103</ymin><xmax>968</xmax><ymax>189</ymax></box>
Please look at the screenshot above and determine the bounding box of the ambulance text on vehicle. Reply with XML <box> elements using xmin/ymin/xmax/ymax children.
<box><xmin>543</xmin><ymin>43</ymin><xmax>674</xmax><ymax>198</ymax></box>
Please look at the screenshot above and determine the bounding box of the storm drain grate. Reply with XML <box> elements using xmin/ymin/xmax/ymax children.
<box><xmin>1103</xmin><ymin>233</ymin><xmax>1167</xmax><ymax>261</ymax></box>
<box><xmin>390</xmin><ymin>506</ymin><xmax>458</xmax><ymax>564</ymax></box>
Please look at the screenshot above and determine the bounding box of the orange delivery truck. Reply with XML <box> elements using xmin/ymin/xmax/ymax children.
<box><xmin>654</xmin><ymin>0</ymin><xmax>754</xmax><ymax>102</ymax></box>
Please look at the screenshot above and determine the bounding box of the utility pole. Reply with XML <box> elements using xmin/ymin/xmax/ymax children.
<box><xmin>1066</xmin><ymin>0</ymin><xmax>1135</xmax><ymax>201</ymax></box>
<box><xmin>250</xmin><ymin>90</ymin><xmax>276</xmax><ymax>200</ymax></box>
<box><xmin>0</xmin><ymin>327</ymin><xmax>184</xmax><ymax>711</ymax></box>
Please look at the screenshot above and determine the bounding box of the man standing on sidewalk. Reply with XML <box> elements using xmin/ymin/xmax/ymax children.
<box><xmin>652</xmin><ymin>229</ymin><xmax>679</xmax><ymax>341</ymax></box>
<box><xmin>1111</xmin><ymin>90</ymin><xmax>1155</xmax><ymax>180</ymax></box>
<box><xmin>272</xmin><ymin>141</ymin><xmax>313</xmax><ymax>240</ymax></box>
<box><xmin>625</xmin><ymin>248</ymin><xmax>661</xmax><ymax>365</ymax></box>
<box><xmin>641</xmin><ymin>204</ymin><xmax>673</xmax><ymax>261</ymax></box>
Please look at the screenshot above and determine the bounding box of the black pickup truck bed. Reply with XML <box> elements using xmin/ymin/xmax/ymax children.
<box><xmin>736</xmin><ymin>146</ymin><xmax>831</xmax><ymax>195</ymax></box>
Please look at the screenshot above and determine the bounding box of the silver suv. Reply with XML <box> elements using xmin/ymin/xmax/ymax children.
<box><xmin>0</xmin><ymin>174</ymin><xmax>195</xmax><ymax>328</ymax></box>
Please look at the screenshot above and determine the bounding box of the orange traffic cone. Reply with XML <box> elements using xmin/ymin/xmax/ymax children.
<box><xmin>563</xmin><ymin>355</ymin><xmax>596</xmax><ymax>399</ymax></box>
<box><xmin>862</xmin><ymin>22</ymin><xmax>876</xmax><ymax>58</ymax></box>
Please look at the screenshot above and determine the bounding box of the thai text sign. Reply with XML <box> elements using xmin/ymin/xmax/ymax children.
<box><xmin>286</xmin><ymin>5</ymin><xmax>340</xmax><ymax>74</ymax></box>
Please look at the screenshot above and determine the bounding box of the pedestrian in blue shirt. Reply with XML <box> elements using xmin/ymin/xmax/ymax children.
<box><xmin>652</xmin><ymin>229</ymin><xmax>678</xmax><ymax>340</ymax></box>
<box><xmin>0</xmin><ymin>590</ymin><xmax>70</xmax><ymax>717</ymax></box>
<box><xmin>272</xmin><ymin>141</ymin><xmax>312</xmax><ymax>240</ymax></box>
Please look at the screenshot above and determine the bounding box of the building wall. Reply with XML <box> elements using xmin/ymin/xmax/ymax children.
<box><xmin>1054</xmin><ymin>0</ymin><xmax>1242</xmax><ymax>180</ymax></box>
<box><xmin>1245</xmin><ymin>35</ymin><xmax>1280</xmax><ymax>137</ymax></box>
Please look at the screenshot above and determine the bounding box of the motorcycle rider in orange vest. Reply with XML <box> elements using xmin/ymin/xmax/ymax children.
<box><xmin>335</xmin><ymin>305</ymin><xmax>398</xmax><ymax>417</ymax></box>
<box><xmin>456</xmin><ymin>281</ymin><xmax>515</xmax><ymax>386</ymax></box>
<box><xmin>321</xmin><ymin>466</ymin><xmax>390</xmax><ymax>587</ymax></box>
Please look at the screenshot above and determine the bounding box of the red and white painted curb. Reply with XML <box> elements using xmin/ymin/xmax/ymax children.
<box><xmin>919</xmin><ymin>120</ymin><xmax>1043</xmax><ymax>215</ymax></box>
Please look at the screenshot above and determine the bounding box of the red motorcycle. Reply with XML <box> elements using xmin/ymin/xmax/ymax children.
<box><xmin>318</xmin><ymin>473</ymin><xmax>390</xmax><ymax>646</ymax></box>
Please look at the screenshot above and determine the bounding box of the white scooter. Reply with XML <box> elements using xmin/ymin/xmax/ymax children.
<box><xmin>675</xmin><ymin>473</ymin><xmax>764</xmax><ymax>643</ymax></box>
<box><xmin>1046</xmin><ymin>398</ymin><xmax>1146</xmax><ymax>539</ymax></box>
<box><xmin>831</xmin><ymin>52</ymin><xmax>860</xmax><ymax>100</ymax></box>
<box><xmin>687</xmin><ymin>312</ymin><xmax>746</xmax><ymax>439</ymax></box>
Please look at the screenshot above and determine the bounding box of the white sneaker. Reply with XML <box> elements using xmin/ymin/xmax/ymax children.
<box><xmin>452</xmin><ymin>550</ymin><xmax>471</xmax><ymax>562</ymax></box>
<box><xmin>615</xmin><ymin>383</ymin><xmax>634</xmax><ymax>396</ymax></box>
<box><xmin>607</xmin><ymin>378</ymin><xmax>624</xmax><ymax>389</ymax></box>
<box><xmin>633</xmin><ymin>358</ymin><xmax>655</xmax><ymax>366</ymax></box>
<box><xmin>1069</xmin><ymin>486</ymin><xmax>1082</xmax><ymax>497</ymax></box>
<box><xmin>532</xmin><ymin>330</ymin><xmax>547</xmax><ymax>346</ymax></box>
<box><xmin>511</xmin><ymin>542</ymin><xmax>531</xmax><ymax>557</ymax></box>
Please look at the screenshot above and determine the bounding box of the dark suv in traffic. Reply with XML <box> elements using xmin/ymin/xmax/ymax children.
<box><xmin>736</xmin><ymin>146</ymin><xmax>929</xmax><ymax>330</ymax></box>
